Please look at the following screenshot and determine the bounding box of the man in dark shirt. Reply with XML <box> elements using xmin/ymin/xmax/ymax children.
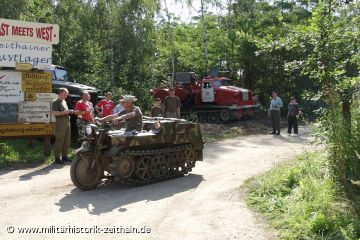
<box><xmin>97</xmin><ymin>95</ymin><xmax>143</xmax><ymax>132</ymax></box>
<box><xmin>151</xmin><ymin>98</ymin><xmax>162</xmax><ymax>117</ymax></box>
<box><xmin>287</xmin><ymin>96</ymin><xmax>301</xmax><ymax>135</ymax></box>
<box><xmin>52</xmin><ymin>88</ymin><xmax>74</xmax><ymax>164</ymax></box>
<box><xmin>164</xmin><ymin>88</ymin><xmax>181</xmax><ymax>118</ymax></box>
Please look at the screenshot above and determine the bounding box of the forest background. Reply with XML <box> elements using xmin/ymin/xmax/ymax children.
<box><xmin>1</xmin><ymin>2</ymin><xmax>360</xmax><ymax>238</ymax></box>
<box><xmin>0</xmin><ymin>0</ymin><xmax>359</xmax><ymax>181</ymax></box>
<box><xmin>0</xmin><ymin>0</ymin><xmax>356</xmax><ymax>107</ymax></box>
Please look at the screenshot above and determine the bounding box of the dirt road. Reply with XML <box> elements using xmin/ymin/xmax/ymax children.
<box><xmin>0</xmin><ymin>126</ymin><xmax>315</xmax><ymax>240</ymax></box>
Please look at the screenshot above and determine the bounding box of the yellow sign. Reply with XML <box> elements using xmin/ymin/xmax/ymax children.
<box><xmin>15</xmin><ymin>62</ymin><xmax>33</xmax><ymax>71</ymax></box>
<box><xmin>25</xmin><ymin>92</ymin><xmax>36</xmax><ymax>101</ymax></box>
<box><xmin>0</xmin><ymin>123</ymin><xmax>53</xmax><ymax>137</ymax></box>
<box><xmin>22</xmin><ymin>72</ymin><xmax>52</xmax><ymax>92</ymax></box>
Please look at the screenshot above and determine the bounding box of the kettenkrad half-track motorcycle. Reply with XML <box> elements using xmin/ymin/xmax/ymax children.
<box><xmin>70</xmin><ymin>117</ymin><xmax>205</xmax><ymax>190</ymax></box>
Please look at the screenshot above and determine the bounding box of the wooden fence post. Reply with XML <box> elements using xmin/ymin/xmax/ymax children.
<box><xmin>43</xmin><ymin>137</ymin><xmax>51</xmax><ymax>156</ymax></box>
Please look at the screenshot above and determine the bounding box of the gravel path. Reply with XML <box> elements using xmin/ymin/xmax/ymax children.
<box><xmin>0</xmin><ymin>125</ymin><xmax>315</xmax><ymax>240</ymax></box>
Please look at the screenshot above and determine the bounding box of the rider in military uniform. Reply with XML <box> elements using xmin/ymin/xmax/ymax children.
<box><xmin>52</xmin><ymin>88</ymin><xmax>74</xmax><ymax>164</ymax></box>
<box><xmin>97</xmin><ymin>95</ymin><xmax>142</xmax><ymax>132</ymax></box>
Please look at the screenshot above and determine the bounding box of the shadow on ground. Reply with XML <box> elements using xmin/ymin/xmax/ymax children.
<box><xmin>56</xmin><ymin>173</ymin><xmax>203</xmax><ymax>215</ymax></box>
<box><xmin>18</xmin><ymin>162</ymin><xmax>69</xmax><ymax>181</ymax></box>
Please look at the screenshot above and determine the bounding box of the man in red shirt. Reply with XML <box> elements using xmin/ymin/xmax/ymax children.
<box><xmin>74</xmin><ymin>92</ymin><xmax>95</xmax><ymax>138</ymax></box>
<box><xmin>95</xmin><ymin>92</ymin><xmax>114</xmax><ymax>117</ymax></box>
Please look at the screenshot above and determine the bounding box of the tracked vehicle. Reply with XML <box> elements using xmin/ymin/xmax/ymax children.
<box><xmin>70</xmin><ymin>118</ymin><xmax>205</xmax><ymax>190</ymax></box>
<box><xmin>151</xmin><ymin>71</ymin><xmax>259</xmax><ymax>123</ymax></box>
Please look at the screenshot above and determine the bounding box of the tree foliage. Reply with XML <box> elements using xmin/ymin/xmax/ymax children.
<box><xmin>2</xmin><ymin>0</ymin><xmax>359</xmax><ymax>180</ymax></box>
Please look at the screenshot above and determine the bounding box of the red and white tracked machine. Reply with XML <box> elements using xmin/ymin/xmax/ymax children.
<box><xmin>151</xmin><ymin>71</ymin><xmax>259</xmax><ymax>123</ymax></box>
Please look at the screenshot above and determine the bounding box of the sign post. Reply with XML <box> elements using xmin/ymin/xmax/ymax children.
<box><xmin>0</xmin><ymin>18</ymin><xmax>59</xmax><ymax>44</ymax></box>
<box><xmin>22</xmin><ymin>72</ymin><xmax>52</xmax><ymax>92</ymax></box>
<box><xmin>0</xmin><ymin>123</ymin><xmax>53</xmax><ymax>137</ymax></box>
<box><xmin>0</xmin><ymin>18</ymin><xmax>59</xmax><ymax>157</ymax></box>
<box><xmin>0</xmin><ymin>71</ymin><xmax>24</xmax><ymax>102</ymax></box>
<box><xmin>15</xmin><ymin>62</ymin><xmax>33</xmax><ymax>71</ymax></box>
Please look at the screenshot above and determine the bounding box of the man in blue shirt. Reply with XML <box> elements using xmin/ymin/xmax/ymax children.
<box><xmin>113</xmin><ymin>97</ymin><xmax>124</xmax><ymax>114</ymax></box>
<box><xmin>269</xmin><ymin>91</ymin><xmax>283</xmax><ymax>135</ymax></box>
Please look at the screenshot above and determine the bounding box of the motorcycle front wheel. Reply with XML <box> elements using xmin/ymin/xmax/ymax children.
<box><xmin>70</xmin><ymin>151</ymin><xmax>103</xmax><ymax>191</ymax></box>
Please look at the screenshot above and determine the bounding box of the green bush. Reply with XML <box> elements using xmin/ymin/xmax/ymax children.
<box><xmin>315</xmin><ymin>98</ymin><xmax>360</xmax><ymax>183</ymax></box>
<box><xmin>244</xmin><ymin>151</ymin><xmax>360</xmax><ymax>240</ymax></box>
<box><xmin>0</xmin><ymin>140</ymin><xmax>54</xmax><ymax>168</ymax></box>
<box><xmin>0</xmin><ymin>142</ymin><xmax>19</xmax><ymax>167</ymax></box>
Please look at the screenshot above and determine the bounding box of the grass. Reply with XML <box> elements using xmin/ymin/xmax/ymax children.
<box><xmin>0</xmin><ymin>139</ymin><xmax>74</xmax><ymax>168</ymax></box>
<box><xmin>244</xmin><ymin>151</ymin><xmax>360</xmax><ymax>240</ymax></box>
<box><xmin>201</xmin><ymin>128</ymin><xmax>241</xmax><ymax>143</ymax></box>
<box><xmin>200</xmin><ymin>118</ymin><xmax>271</xmax><ymax>143</ymax></box>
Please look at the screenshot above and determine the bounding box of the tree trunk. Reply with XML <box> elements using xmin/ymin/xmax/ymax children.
<box><xmin>200</xmin><ymin>0</ymin><xmax>208</xmax><ymax>72</ymax></box>
<box><xmin>164</xmin><ymin>0</ymin><xmax>175</xmax><ymax>86</ymax></box>
<box><xmin>342</xmin><ymin>98</ymin><xmax>351</xmax><ymax>133</ymax></box>
<box><xmin>243</xmin><ymin>60</ymin><xmax>255</xmax><ymax>90</ymax></box>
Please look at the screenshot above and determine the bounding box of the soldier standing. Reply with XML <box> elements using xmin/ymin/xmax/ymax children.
<box><xmin>52</xmin><ymin>88</ymin><xmax>74</xmax><ymax>164</ymax></box>
<box><xmin>164</xmin><ymin>88</ymin><xmax>181</xmax><ymax>118</ymax></box>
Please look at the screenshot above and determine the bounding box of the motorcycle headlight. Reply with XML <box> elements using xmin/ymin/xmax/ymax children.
<box><xmin>85</xmin><ymin>125</ymin><xmax>92</xmax><ymax>135</ymax></box>
<box><xmin>154</xmin><ymin>121</ymin><xmax>161</xmax><ymax>129</ymax></box>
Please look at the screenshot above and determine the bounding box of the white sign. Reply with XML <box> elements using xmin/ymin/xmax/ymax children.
<box><xmin>0</xmin><ymin>18</ymin><xmax>59</xmax><ymax>44</ymax></box>
<box><xmin>18</xmin><ymin>101</ymin><xmax>51</xmax><ymax>123</ymax></box>
<box><xmin>36</xmin><ymin>93</ymin><xmax>57</xmax><ymax>101</ymax></box>
<box><xmin>35</xmin><ymin>93</ymin><xmax>57</xmax><ymax>121</ymax></box>
<box><xmin>0</xmin><ymin>40</ymin><xmax>52</xmax><ymax>68</ymax></box>
<box><xmin>0</xmin><ymin>71</ymin><xmax>23</xmax><ymax>102</ymax></box>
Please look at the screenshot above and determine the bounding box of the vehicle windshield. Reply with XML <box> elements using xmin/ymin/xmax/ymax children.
<box><xmin>54</xmin><ymin>69</ymin><xmax>69</xmax><ymax>81</ymax></box>
<box><xmin>212</xmin><ymin>79</ymin><xmax>233</xmax><ymax>87</ymax></box>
